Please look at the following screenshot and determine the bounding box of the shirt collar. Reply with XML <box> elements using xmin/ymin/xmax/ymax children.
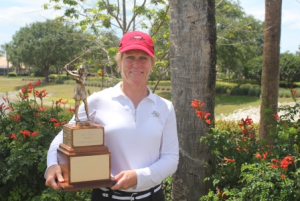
<box><xmin>112</xmin><ymin>82</ymin><xmax>156</xmax><ymax>104</ymax></box>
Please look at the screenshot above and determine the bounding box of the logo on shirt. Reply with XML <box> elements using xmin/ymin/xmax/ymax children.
<box><xmin>152</xmin><ymin>111</ymin><xmax>159</xmax><ymax>117</ymax></box>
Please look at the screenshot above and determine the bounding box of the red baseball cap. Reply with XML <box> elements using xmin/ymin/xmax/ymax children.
<box><xmin>118</xmin><ymin>31</ymin><xmax>155</xmax><ymax>57</ymax></box>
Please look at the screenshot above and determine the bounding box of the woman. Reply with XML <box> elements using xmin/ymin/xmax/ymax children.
<box><xmin>45</xmin><ymin>31</ymin><xmax>179</xmax><ymax>201</ymax></box>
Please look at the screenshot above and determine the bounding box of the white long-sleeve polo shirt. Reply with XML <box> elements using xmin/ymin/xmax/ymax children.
<box><xmin>46</xmin><ymin>82</ymin><xmax>179</xmax><ymax>192</ymax></box>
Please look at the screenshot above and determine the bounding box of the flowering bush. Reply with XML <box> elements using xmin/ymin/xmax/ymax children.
<box><xmin>197</xmin><ymin>91</ymin><xmax>300</xmax><ymax>200</ymax></box>
<box><xmin>0</xmin><ymin>81</ymin><xmax>91</xmax><ymax>200</ymax></box>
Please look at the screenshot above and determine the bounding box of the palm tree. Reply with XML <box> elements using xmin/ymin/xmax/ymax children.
<box><xmin>259</xmin><ymin>0</ymin><xmax>282</xmax><ymax>142</ymax></box>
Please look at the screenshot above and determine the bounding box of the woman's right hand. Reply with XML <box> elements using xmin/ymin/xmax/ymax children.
<box><xmin>45</xmin><ymin>164</ymin><xmax>64</xmax><ymax>190</ymax></box>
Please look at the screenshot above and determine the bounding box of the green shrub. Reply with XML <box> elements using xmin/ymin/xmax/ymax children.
<box><xmin>199</xmin><ymin>96</ymin><xmax>300</xmax><ymax>200</ymax></box>
<box><xmin>215</xmin><ymin>85</ymin><xmax>227</xmax><ymax>94</ymax></box>
<box><xmin>0</xmin><ymin>81</ymin><xmax>93</xmax><ymax>200</ymax></box>
<box><xmin>248</xmin><ymin>88</ymin><xmax>261</xmax><ymax>97</ymax></box>
<box><xmin>216</xmin><ymin>81</ymin><xmax>238</xmax><ymax>91</ymax></box>
<box><xmin>230</xmin><ymin>87</ymin><xmax>248</xmax><ymax>96</ymax></box>
<box><xmin>8</xmin><ymin>72</ymin><xmax>17</xmax><ymax>77</ymax></box>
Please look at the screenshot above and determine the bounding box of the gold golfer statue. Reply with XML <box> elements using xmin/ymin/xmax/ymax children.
<box><xmin>64</xmin><ymin>64</ymin><xmax>90</xmax><ymax>124</ymax></box>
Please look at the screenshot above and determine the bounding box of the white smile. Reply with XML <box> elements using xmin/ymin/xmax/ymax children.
<box><xmin>130</xmin><ymin>71</ymin><xmax>143</xmax><ymax>75</ymax></box>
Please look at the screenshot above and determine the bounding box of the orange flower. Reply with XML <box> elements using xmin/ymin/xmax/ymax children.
<box><xmin>35</xmin><ymin>80</ymin><xmax>40</xmax><ymax>86</ymax></box>
<box><xmin>38</xmin><ymin>107</ymin><xmax>46</xmax><ymax>112</ymax></box>
<box><xmin>61</xmin><ymin>100</ymin><xmax>69</xmax><ymax>104</ymax></box>
<box><xmin>9</xmin><ymin>113</ymin><xmax>20</xmax><ymax>121</ymax></box>
<box><xmin>256</xmin><ymin>152</ymin><xmax>262</xmax><ymax>159</ymax></box>
<box><xmin>51</xmin><ymin>118</ymin><xmax>58</xmax><ymax>123</ymax></box>
<box><xmin>263</xmin><ymin>152</ymin><xmax>268</xmax><ymax>159</ymax></box>
<box><xmin>272</xmin><ymin>114</ymin><xmax>279</xmax><ymax>120</ymax></box>
<box><xmin>35</xmin><ymin>89</ymin><xmax>48</xmax><ymax>99</ymax></box>
<box><xmin>54</xmin><ymin>122</ymin><xmax>60</xmax><ymax>129</ymax></box>
<box><xmin>32</xmin><ymin>131</ymin><xmax>39</xmax><ymax>138</ymax></box>
<box><xmin>269</xmin><ymin>164</ymin><xmax>277</xmax><ymax>170</ymax></box>
<box><xmin>224</xmin><ymin>157</ymin><xmax>235</xmax><ymax>163</ymax></box>
<box><xmin>281</xmin><ymin>174</ymin><xmax>285</xmax><ymax>180</ymax></box>
<box><xmin>205</xmin><ymin>119</ymin><xmax>211</xmax><ymax>125</ymax></box>
<box><xmin>281</xmin><ymin>156</ymin><xmax>294</xmax><ymax>170</ymax></box>
<box><xmin>20</xmin><ymin>130</ymin><xmax>31</xmax><ymax>138</ymax></box>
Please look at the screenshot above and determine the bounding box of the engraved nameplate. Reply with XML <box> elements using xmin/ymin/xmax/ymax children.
<box><xmin>73</xmin><ymin>128</ymin><xmax>103</xmax><ymax>147</ymax></box>
<box><xmin>70</xmin><ymin>154</ymin><xmax>110</xmax><ymax>183</ymax></box>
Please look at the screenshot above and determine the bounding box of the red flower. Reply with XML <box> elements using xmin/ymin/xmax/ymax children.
<box><xmin>56</xmin><ymin>98</ymin><xmax>62</xmax><ymax>104</ymax></box>
<box><xmin>35</xmin><ymin>80</ymin><xmax>40</xmax><ymax>86</ymax></box>
<box><xmin>263</xmin><ymin>152</ymin><xmax>268</xmax><ymax>159</ymax></box>
<box><xmin>272</xmin><ymin>114</ymin><xmax>279</xmax><ymax>120</ymax></box>
<box><xmin>293</xmin><ymin>90</ymin><xmax>297</xmax><ymax>95</ymax></box>
<box><xmin>281</xmin><ymin>174</ymin><xmax>285</xmax><ymax>180</ymax></box>
<box><xmin>51</xmin><ymin>118</ymin><xmax>58</xmax><ymax>123</ymax></box>
<box><xmin>281</xmin><ymin>156</ymin><xmax>294</xmax><ymax>170</ymax></box>
<box><xmin>31</xmin><ymin>131</ymin><xmax>39</xmax><ymax>138</ymax></box>
<box><xmin>54</xmin><ymin>122</ymin><xmax>60</xmax><ymax>129</ymax></box>
<box><xmin>191</xmin><ymin>99</ymin><xmax>210</xmax><ymax>124</ymax></box>
<box><xmin>61</xmin><ymin>99</ymin><xmax>69</xmax><ymax>104</ymax></box>
<box><xmin>98</xmin><ymin>73</ymin><xmax>103</xmax><ymax>77</ymax></box>
<box><xmin>205</xmin><ymin>119</ymin><xmax>211</xmax><ymax>125</ymax></box>
<box><xmin>35</xmin><ymin>89</ymin><xmax>48</xmax><ymax>99</ymax></box>
<box><xmin>2</xmin><ymin>96</ymin><xmax>6</xmax><ymax>102</ymax></box>
<box><xmin>69</xmin><ymin>108</ymin><xmax>75</xmax><ymax>113</ymax></box>
<box><xmin>217</xmin><ymin>189</ymin><xmax>227</xmax><ymax>199</ymax></box>
<box><xmin>236</xmin><ymin>147</ymin><xmax>241</xmax><ymax>152</ymax></box>
<box><xmin>204</xmin><ymin>113</ymin><xmax>211</xmax><ymax>119</ymax></box>
<box><xmin>11</xmin><ymin>133</ymin><xmax>16</xmax><ymax>139</ymax></box>
<box><xmin>38</xmin><ymin>107</ymin><xmax>46</xmax><ymax>112</ymax></box>
<box><xmin>9</xmin><ymin>113</ymin><xmax>20</xmax><ymax>121</ymax></box>
<box><xmin>61</xmin><ymin>121</ymin><xmax>66</xmax><ymax>125</ymax></box>
<box><xmin>269</xmin><ymin>164</ymin><xmax>277</xmax><ymax>170</ymax></box>
<box><xmin>224</xmin><ymin>157</ymin><xmax>235</xmax><ymax>163</ymax></box>
<box><xmin>20</xmin><ymin>130</ymin><xmax>31</xmax><ymax>138</ymax></box>
<box><xmin>256</xmin><ymin>152</ymin><xmax>262</xmax><ymax>159</ymax></box>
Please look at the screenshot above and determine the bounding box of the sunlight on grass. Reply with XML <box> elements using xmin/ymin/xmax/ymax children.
<box><xmin>1</xmin><ymin>77</ymin><xmax>297</xmax><ymax>120</ymax></box>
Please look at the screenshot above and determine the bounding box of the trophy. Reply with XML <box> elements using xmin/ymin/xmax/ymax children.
<box><xmin>57</xmin><ymin>60</ymin><xmax>115</xmax><ymax>191</ymax></box>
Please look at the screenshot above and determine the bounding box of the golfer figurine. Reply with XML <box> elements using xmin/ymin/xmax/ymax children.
<box><xmin>64</xmin><ymin>64</ymin><xmax>90</xmax><ymax>125</ymax></box>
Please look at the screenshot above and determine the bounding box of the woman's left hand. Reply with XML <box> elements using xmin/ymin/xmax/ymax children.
<box><xmin>111</xmin><ymin>170</ymin><xmax>137</xmax><ymax>190</ymax></box>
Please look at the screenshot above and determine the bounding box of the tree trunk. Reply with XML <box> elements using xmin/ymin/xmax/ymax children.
<box><xmin>169</xmin><ymin>0</ymin><xmax>217</xmax><ymax>200</ymax></box>
<box><xmin>44</xmin><ymin>66</ymin><xmax>50</xmax><ymax>82</ymax></box>
<box><xmin>259</xmin><ymin>0</ymin><xmax>282</xmax><ymax>142</ymax></box>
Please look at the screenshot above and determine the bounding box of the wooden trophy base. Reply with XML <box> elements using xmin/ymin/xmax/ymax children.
<box><xmin>57</xmin><ymin>123</ymin><xmax>115</xmax><ymax>191</ymax></box>
<box><xmin>58</xmin><ymin>179</ymin><xmax>116</xmax><ymax>191</ymax></box>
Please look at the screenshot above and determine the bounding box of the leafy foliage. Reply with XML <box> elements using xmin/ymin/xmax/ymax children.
<box><xmin>280</xmin><ymin>52</ymin><xmax>300</xmax><ymax>88</ymax></box>
<box><xmin>199</xmin><ymin>90</ymin><xmax>300</xmax><ymax>200</ymax></box>
<box><xmin>6</xmin><ymin>20</ymin><xmax>85</xmax><ymax>82</ymax></box>
<box><xmin>0</xmin><ymin>81</ymin><xmax>87</xmax><ymax>200</ymax></box>
<box><xmin>216</xmin><ymin>0</ymin><xmax>264</xmax><ymax>79</ymax></box>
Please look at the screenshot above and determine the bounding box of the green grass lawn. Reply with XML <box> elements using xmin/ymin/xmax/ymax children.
<box><xmin>0</xmin><ymin>76</ymin><xmax>296</xmax><ymax>118</ymax></box>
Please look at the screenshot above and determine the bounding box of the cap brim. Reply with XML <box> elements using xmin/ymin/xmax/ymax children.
<box><xmin>119</xmin><ymin>45</ymin><xmax>154</xmax><ymax>57</ymax></box>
